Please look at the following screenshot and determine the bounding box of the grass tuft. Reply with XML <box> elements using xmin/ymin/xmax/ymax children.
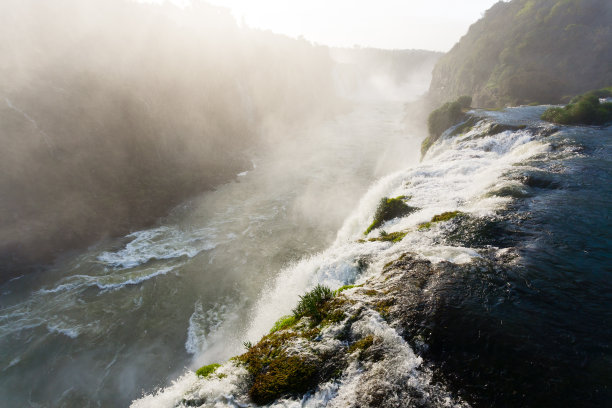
<box><xmin>292</xmin><ymin>284</ymin><xmax>334</xmax><ymax>324</ymax></box>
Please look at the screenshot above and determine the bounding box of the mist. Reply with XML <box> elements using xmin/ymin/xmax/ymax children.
<box><xmin>0</xmin><ymin>0</ymin><xmax>341</xmax><ymax>282</ymax></box>
<box><xmin>0</xmin><ymin>0</ymin><xmax>441</xmax><ymax>284</ymax></box>
<box><xmin>0</xmin><ymin>0</ymin><xmax>442</xmax><ymax>405</ymax></box>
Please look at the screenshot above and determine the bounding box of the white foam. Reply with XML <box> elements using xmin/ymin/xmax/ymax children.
<box><xmin>47</xmin><ymin>324</ymin><xmax>79</xmax><ymax>339</ymax></box>
<box><xmin>98</xmin><ymin>226</ymin><xmax>219</xmax><ymax>269</ymax></box>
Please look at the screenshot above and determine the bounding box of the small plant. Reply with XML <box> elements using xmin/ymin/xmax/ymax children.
<box><xmin>243</xmin><ymin>341</ymin><xmax>253</xmax><ymax>350</ymax></box>
<box><xmin>196</xmin><ymin>363</ymin><xmax>221</xmax><ymax>378</ymax></box>
<box><xmin>293</xmin><ymin>284</ymin><xmax>334</xmax><ymax>323</ymax></box>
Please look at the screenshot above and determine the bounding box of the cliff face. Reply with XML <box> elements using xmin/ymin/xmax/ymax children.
<box><xmin>428</xmin><ymin>0</ymin><xmax>612</xmax><ymax>108</ymax></box>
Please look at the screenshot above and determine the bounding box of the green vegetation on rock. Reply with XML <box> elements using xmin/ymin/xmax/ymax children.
<box><xmin>422</xmin><ymin>96</ymin><xmax>472</xmax><ymax>156</ymax></box>
<box><xmin>418</xmin><ymin>211</ymin><xmax>465</xmax><ymax>230</ymax></box>
<box><xmin>367</xmin><ymin>230</ymin><xmax>408</xmax><ymax>243</ymax></box>
<box><xmin>428</xmin><ymin>0</ymin><xmax>612</xmax><ymax>108</ymax></box>
<box><xmin>334</xmin><ymin>284</ymin><xmax>364</xmax><ymax>294</ymax></box>
<box><xmin>348</xmin><ymin>335</ymin><xmax>375</xmax><ymax>358</ymax></box>
<box><xmin>235</xmin><ymin>285</ymin><xmax>351</xmax><ymax>404</ymax></box>
<box><xmin>292</xmin><ymin>284</ymin><xmax>335</xmax><ymax>323</ymax></box>
<box><xmin>250</xmin><ymin>356</ymin><xmax>317</xmax><ymax>404</ymax></box>
<box><xmin>237</xmin><ymin>329</ymin><xmax>318</xmax><ymax>404</ymax></box>
<box><xmin>365</xmin><ymin>197</ymin><xmax>418</xmax><ymax>235</ymax></box>
<box><xmin>269</xmin><ymin>315</ymin><xmax>298</xmax><ymax>334</ymax></box>
<box><xmin>195</xmin><ymin>363</ymin><xmax>221</xmax><ymax>378</ymax></box>
<box><xmin>542</xmin><ymin>87</ymin><xmax>612</xmax><ymax>125</ymax></box>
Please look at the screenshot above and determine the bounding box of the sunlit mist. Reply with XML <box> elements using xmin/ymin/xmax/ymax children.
<box><xmin>147</xmin><ymin>0</ymin><xmax>501</xmax><ymax>51</ymax></box>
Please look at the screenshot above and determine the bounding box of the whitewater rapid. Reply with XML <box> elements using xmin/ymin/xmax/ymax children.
<box><xmin>131</xmin><ymin>107</ymin><xmax>559</xmax><ymax>407</ymax></box>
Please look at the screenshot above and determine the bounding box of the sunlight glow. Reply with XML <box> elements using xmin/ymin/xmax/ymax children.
<box><xmin>145</xmin><ymin>0</ymin><xmax>501</xmax><ymax>51</ymax></box>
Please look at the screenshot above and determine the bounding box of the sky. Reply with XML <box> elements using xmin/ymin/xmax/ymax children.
<box><xmin>149</xmin><ymin>0</ymin><xmax>502</xmax><ymax>51</ymax></box>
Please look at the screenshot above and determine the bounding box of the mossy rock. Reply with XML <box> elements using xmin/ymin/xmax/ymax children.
<box><xmin>422</xmin><ymin>96</ymin><xmax>472</xmax><ymax>156</ymax></box>
<box><xmin>449</xmin><ymin>115</ymin><xmax>480</xmax><ymax>137</ymax></box>
<box><xmin>418</xmin><ymin>211</ymin><xmax>465</xmax><ymax>230</ymax></box>
<box><xmin>367</xmin><ymin>230</ymin><xmax>407</xmax><ymax>243</ymax></box>
<box><xmin>249</xmin><ymin>355</ymin><xmax>318</xmax><ymax>404</ymax></box>
<box><xmin>365</xmin><ymin>197</ymin><xmax>418</xmax><ymax>235</ymax></box>
<box><xmin>195</xmin><ymin>363</ymin><xmax>221</xmax><ymax>378</ymax></box>
<box><xmin>348</xmin><ymin>335</ymin><xmax>375</xmax><ymax>355</ymax></box>
<box><xmin>431</xmin><ymin>211</ymin><xmax>463</xmax><ymax>222</ymax></box>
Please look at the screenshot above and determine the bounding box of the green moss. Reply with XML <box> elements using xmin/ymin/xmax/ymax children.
<box><xmin>367</xmin><ymin>230</ymin><xmax>408</xmax><ymax>243</ymax></box>
<box><xmin>431</xmin><ymin>211</ymin><xmax>463</xmax><ymax>222</ymax></box>
<box><xmin>237</xmin><ymin>331</ymin><xmax>300</xmax><ymax>376</ymax></box>
<box><xmin>270</xmin><ymin>315</ymin><xmax>298</xmax><ymax>334</ymax></box>
<box><xmin>292</xmin><ymin>284</ymin><xmax>334</xmax><ymax>324</ymax></box>
<box><xmin>364</xmin><ymin>197</ymin><xmax>417</xmax><ymax>235</ymax></box>
<box><xmin>418</xmin><ymin>222</ymin><xmax>432</xmax><ymax>230</ymax></box>
<box><xmin>423</xmin><ymin>96</ymin><xmax>472</xmax><ymax>156</ymax></box>
<box><xmin>334</xmin><ymin>283</ymin><xmax>363</xmax><ymax>294</ymax></box>
<box><xmin>196</xmin><ymin>363</ymin><xmax>221</xmax><ymax>378</ymax></box>
<box><xmin>323</xmin><ymin>309</ymin><xmax>346</xmax><ymax>325</ymax></box>
<box><xmin>419</xmin><ymin>211</ymin><xmax>464</xmax><ymax>230</ymax></box>
<box><xmin>249</xmin><ymin>355</ymin><xmax>317</xmax><ymax>404</ymax></box>
<box><xmin>375</xmin><ymin>299</ymin><xmax>394</xmax><ymax>320</ymax></box>
<box><xmin>348</xmin><ymin>335</ymin><xmax>375</xmax><ymax>355</ymax></box>
<box><xmin>363</xmin><ymin>289</ymin><xmax>378</xmax><ymax>296</ymax></box>
<box><xmin>542</xmin><ymin>87</ymin><xmax>612</xmax><ymax>125</ymax></box>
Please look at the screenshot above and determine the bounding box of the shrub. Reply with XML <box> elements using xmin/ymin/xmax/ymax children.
<box><xmin>292</xmin><ymin>285</ymin><xmax>334</xmax><ymax>323</ymax></box>
<box><xmin>364</xmin><ymin>197</ymin><xmax>417</xmax><ymax>235</ymax></box>
<box><xmin>542</xmin><ymin>88</ymin><xmax>612</xmax><ymax>125</ymax></box>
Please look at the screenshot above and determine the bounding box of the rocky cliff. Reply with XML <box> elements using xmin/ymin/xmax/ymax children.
<box><xmin>428</xmin><ymin>0</ymin><xmax>612</xmax><ymax>108</ymax></box>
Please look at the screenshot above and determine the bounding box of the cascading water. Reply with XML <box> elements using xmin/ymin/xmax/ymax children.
<box><xmin>131</xmin><ymin>106</ymin><xmax>612</xmax><ymax>407</ymax></box>
<box><xmin>0</xmin><ymin>100</ymin><xmax>422</xmax><ymax>407</ymax></box>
